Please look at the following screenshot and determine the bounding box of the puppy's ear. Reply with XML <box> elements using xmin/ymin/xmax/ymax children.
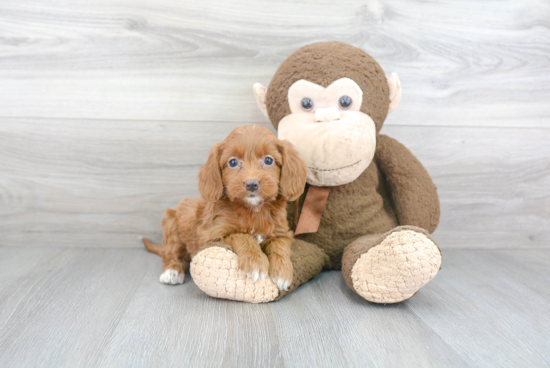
<box><xmin>198</xmin><ymin>143</ymin><xmax>224</xmax><ymax>202</ymax></box>
<box><xmin>278</xmin><ymin>140</ymin><xmax>307</xmax><ymax>201</ymax></box>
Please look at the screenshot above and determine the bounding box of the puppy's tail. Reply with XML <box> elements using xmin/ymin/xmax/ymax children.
<box><xmin>141</xmin><ymin>237</ymin><xmax>163</xmax><ymax>256</ymax></box>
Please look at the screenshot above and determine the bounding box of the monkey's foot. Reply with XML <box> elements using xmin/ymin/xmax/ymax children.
<box><xmin>190</xmin><ymin>246</ymin><xmax>279</xmax><ymax>304</ymax></box>
<box><xmin>347</xmin><ymin>228</ymin><xmax>442</xmax><ymax>304</ymax></box>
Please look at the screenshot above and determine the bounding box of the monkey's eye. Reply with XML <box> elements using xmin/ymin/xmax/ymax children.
<box><xmin>263</xmin><ymin>156</ymin><xmax>274</xmax><ymax>166</ymax></box>
<box><xmin>339</xmin><ymin>95</ymin><xmax>352</xmax><ymax>109</ymax></box>
<box><xmin>228</xmin><ymin>158</ymin><xmax>239</xmax><ymax>168</ymax></box>
<box><xmin>301</xmin><ymin>98</ymin><xmax>314</xmax><ymax>111</ymax></box>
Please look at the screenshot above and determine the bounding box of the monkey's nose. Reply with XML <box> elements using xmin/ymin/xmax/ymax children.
<box><xmin>315</xmin><ymin>107</ymin><xmax>341</xmax><ymax>122</ymax></box>
<box><xmin>245</xmin><ymin>179</ymin><xmax>260</xmax><ymax>192</ymax></box>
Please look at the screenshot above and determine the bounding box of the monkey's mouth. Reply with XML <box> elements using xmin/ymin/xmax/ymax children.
<box><xmin>307</xmin><ymin>159</ymin><xmax>362</xmax><ymax>172</ymax></box>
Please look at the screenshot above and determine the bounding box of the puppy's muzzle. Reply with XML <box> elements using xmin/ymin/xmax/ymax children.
<box><xmin>245</xmin><ymin>179</ymin><xmax>260</xmax><ymax>192</ymax></box>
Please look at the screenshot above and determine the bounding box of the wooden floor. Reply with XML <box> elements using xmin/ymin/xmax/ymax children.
<box><xmin>0</xmin><ymin>247</ymin><xmax>548</xmax><ymax>367</ymax></box>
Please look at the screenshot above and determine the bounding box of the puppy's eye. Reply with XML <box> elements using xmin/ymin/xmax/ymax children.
<box><xmin>264</xmin><ymin>156</ymin><xmax>274</xmax><ymax>166</ymax></box>
<box><xmin>228</xmin><ymin>158</ymin><xmax>238</xmax><ymax>168</ymax></box>
<box><xmin>339</xmin><ymin>95</ymin><xmax>352</xmax><ymax>109</ymax></box>
<box><xmin>301</xmin><ymin>98</ymin><xmax>314</xmax><ymax>111</ymax></box>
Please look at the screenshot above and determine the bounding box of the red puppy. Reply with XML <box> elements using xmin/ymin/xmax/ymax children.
<box><xmin>142</xmin><ymin>125</ymin><xmax>307</xmax><ymax>290</ymax></box>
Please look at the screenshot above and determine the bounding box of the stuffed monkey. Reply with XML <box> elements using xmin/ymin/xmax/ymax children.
<box><xmin>190</xmin><ymin>41</ymin><xmax>442</xmax><ymax>304</ymax></box>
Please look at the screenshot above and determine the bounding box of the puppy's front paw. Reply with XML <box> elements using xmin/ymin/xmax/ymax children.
<box><xmin>268</xmin><ymin>255</ymin><xmax>293</xmax><ymax>291</ymax></box>
<box><xmin>160</xmin><ymin>269</ymin><xmax>185</xmax><ymax>285</ymax></box>
<box><xmin>238</xmin><ymin>251</ymin><xmax>269</xmax><ymax>282</ymax></box>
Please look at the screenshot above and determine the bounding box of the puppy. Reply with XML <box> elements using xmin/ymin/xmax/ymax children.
<box><xmin>142</xmin><ymin>125</ymin><xmax>307</xmax><ymax>291</ymax></box>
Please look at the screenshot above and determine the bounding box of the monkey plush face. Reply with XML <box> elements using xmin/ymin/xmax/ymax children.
<box><xmin>253</xmin><ymin>41</ymin><xmax>402</xmax><ymax>187</ymax></box>
<box><xmin>277</xmin><ymin>77</ymin><xmax>375</xmax><ymax>186</ymax></box>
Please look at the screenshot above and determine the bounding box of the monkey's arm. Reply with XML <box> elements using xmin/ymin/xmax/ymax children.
<box><xmin>375</xmin><ymin>134</ymin><xmax>440</xmax><ymax>233</ymax></box>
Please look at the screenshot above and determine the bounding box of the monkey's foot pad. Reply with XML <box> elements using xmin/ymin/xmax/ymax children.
<box><xmin>351</xmin><ymin>230</ymin><xmax>442</xmax><ymax>304</ymax></box>
<box><xmin>190</xmin><ymin>246</ymin><xmax>279</xmax><ymax>303</ymax></box>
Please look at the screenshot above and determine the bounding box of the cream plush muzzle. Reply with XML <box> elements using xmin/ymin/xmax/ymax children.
<box><xmin>276</xmin><ymin>77</ymin><xmax>377</xmax><ymax>187</ymax></box>
<box><xmin>278</xmin><ymin>111</ymin><xmax>376</xmax><ymax>187</ymax></box>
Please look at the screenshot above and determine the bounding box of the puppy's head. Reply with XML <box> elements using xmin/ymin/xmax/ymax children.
<box><xmin>198</xmin><ymin>125</ymin><xmax>307</xmax><ymax>207</ymax></box>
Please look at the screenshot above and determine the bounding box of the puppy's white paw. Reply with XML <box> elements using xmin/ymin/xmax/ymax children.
<box><xmin>247</xmin><ymin>270</ymin><xmax>259</xmax><ymax>282</ymax></box>
<box><xmin>246</xmin><ymin>271</ymin><xmax>268</xmax><ymax>282</ymax></box>
<box><xmin>247</xmin><ymin>271</ymin><xmax>268</xmax><ymax>282</ymax></box>
<box><xmin>272</xmin><ymin>277</ymin><xmax>291</xmax><ymax>291</ymax></box>
<box><xmin>160</xmin><ymin>269</ymin><xmax>184</xmax><ymax>285</ymax></box>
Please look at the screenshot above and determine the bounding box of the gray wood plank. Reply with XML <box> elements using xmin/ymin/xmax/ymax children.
<box><xmin>268</xmin><ymin>272</ymin><xmax>466</xmax><ymax>367</ymax></box>
<box><xmin>0</xmin><ymin>117</ymin><xmax>222</xmax><ymax>248</ymax></box>
<box><xmin>94</xmin><ymin>261</ymin><xmax>464</xmax><ymax>367</ymax></box>
<box><xmin>0</xmin><ymin>248</ymin><xmax>152</xmax><ymax>368</ymax></box>
<box><xmin>407</xmin><ymin>249</ymin><xmax>550</xmax><ymax>367</ymax></box>
<box><xmin>1</xmin><ymin>248</ymin><xmax>548</xmax><ymax>367</ymax></box>
<box><xmin>385</xmin><ymin>125</ymin><xmax>550</xmax><ymax>249</ymax></box>
<box><xmin>0</xmin><ymin>247</ymin><xmax>65</xmax><ymax>320</ymax></box>
<box><xmin>0</xmin><ymin>247</ymin><xmax>63</xmax><ymax>283</ymax></box>
<box><xmin>1</xmin><ymin>118</ymin><xmax>548</xmax><ymax>249</ymax></box>
<box><xmin>0</xmin><ymin>0</ymin><xmax>548</xmax><ymax>128</ymax></box>
<box><xmin>94</xmin><ymin>261</ymin><xmax>284</xmax><ymax>368</ymax></box>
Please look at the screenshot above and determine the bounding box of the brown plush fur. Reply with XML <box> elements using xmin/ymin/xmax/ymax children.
<box><xmin>286</xmin><ymin>134</ymin><xmax>440</xmax><ymax>270</ymax></box>
<box><xmin>375</xmin><ymin>135</ymin><xmax>440</xmax><ymax>233</ymax></box>
<box><xmin>266</xmin><ymin>41</ymin><xmax>389</xmax><ymax>132</ymax></box>
<box><xmin>143</xmin><ymin>125</ymin><xmax>307</xmax><ymax>285</ymax></box>
<box><xmin>340</xmin><ymin>225</ymin><xmax>442</xmax><ymax>294</ymax></box>
<box><xmin>259</xmin><ymin>42</ymin><xmax>441</xmax><ymax>271</ymax></box>
<box><xmin>267</xmin><ymin>42</ymin><xmax>441</xmax><ymax>300</ymax></box>
<box><xmin>188</xmin><ymin>42</ymin><xmax>441</xmax><ymax>304</ymax></box>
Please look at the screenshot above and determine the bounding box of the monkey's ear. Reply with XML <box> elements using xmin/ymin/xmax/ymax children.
<box><xmin>198</xmin><ymin>143</ymin><xmax>224</xmax><ymax>202</ymax></box>
<box><xmin>253</xmin><ymin>83</ymin><xmax>269</xmax><ymax>119</ymax></box>
<box><xmin>387</xmin><ymin>73</ymin><xmax>402</xmax><ymax>114</ymax></box>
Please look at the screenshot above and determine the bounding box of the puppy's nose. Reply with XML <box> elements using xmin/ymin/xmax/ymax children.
<box><xmin>245</xmin><ymin>179</ymin><xmax>260</xmax><ymax>192</ymax></box>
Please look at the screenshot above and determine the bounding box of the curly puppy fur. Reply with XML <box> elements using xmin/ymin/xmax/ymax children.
<box><xmin>142</xmin><ymin>125</ymin><xmax>307</xmax><ymax>290</ymax></box>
